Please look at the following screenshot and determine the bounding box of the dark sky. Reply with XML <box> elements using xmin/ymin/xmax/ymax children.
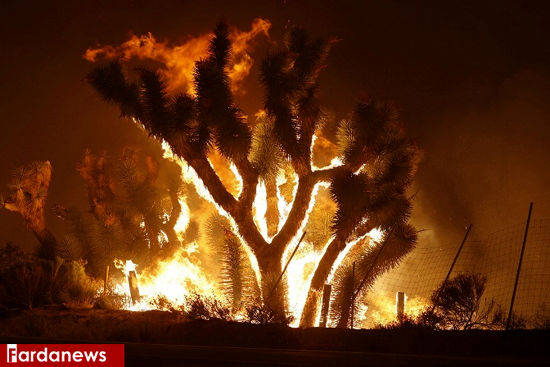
<box><xmin>2</xmin><ymin>0</ymin><xmax>550</xmax><ymax>250</ymax></box>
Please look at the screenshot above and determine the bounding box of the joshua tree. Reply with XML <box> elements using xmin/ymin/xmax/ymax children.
<box><xmin>57</xmin><ymin>148</ymin><xmax>187</xmax><ymax>276</ymax></box>
<box><xmin>1</xmin><ymin>161</ymin><xmax>58</xmax><ymax>260</ymax></box>
<box><xmin>87</xmin><ymin>22</ymin><xmax>419</xmax><ymax>326</ymax></box>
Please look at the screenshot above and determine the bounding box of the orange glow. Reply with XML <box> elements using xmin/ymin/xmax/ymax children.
<box><xmin>360</xmin><ymin>293</ymin><xmax>429</xmax><ymax>328</ymax></box>
<box><xmin>113</xmin><ymin>247</ymin><xmax>217</xmax><ymax>311</ymax></box>
<box><xmin>84</xmin><ymin>18</ymin><xmax>271</xmax><ymax>96</ymax></box>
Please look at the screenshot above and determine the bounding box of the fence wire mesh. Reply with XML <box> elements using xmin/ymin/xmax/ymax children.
<box><xmin>357</xmin><ymin>213</ymin><xmax>550</xmax><ymax>329</ymax></box>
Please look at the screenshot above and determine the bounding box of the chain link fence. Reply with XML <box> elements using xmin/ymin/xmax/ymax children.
<box><xmin>359</xmin><ymin>206</ymin><xmax>550</xmax><ymax>329</ymax></box>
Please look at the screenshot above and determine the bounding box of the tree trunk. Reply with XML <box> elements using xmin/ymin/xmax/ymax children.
<box><xmin>161</xmin><ymin>188</ymin><xmax>182</xmax><ymax>251</ymax></box>
<box><xmin>300</xmin><ymin>236</ymin><xmax>345</xmax><ymax>327</ymax></box>
<box><xmin>256</xmin><ymin>250</ymin><xmax>286</xmax><ymax>317</ymax></box>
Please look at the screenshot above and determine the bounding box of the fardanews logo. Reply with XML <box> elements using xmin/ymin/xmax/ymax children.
<box><xmin>6</xmin><ymin>346</ymin><xmax>16</xmax><ymax>364</ymax></box>
<box><xmin>2</xmin><ymin>344</ymin><xmax>123</xmax><ymax>366</ymax></box>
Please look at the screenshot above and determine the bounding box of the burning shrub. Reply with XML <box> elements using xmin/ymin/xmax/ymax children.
<box><xmin>185</xmin><ymin>293</ymin><xmax>231</xmax><ymax>321</ymax></box>
<box><xmin>244</xmin><ymin>299</ymin><xmax>294</xmax><ymax>326</ymax></box>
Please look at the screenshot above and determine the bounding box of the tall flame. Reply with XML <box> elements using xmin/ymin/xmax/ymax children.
<box><xmin>84</xmin><ymin>18</ymin><xmax>271</xmax><ymax>95</ymax></box>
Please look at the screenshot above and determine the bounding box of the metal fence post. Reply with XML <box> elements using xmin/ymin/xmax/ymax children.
<box><xmin>506</xmin><ymin>202</ymin><xmax>533</xmax><ymax>330</ymax></box>
<box><xmin>430</xmin><ymin>224</ymin><xmax>472</xmax><ymax>313</ymax></box>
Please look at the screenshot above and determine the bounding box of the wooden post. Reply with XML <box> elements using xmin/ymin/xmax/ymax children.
<box><xmin>396</xmin><ymin>291</ymin><xmax>405</xmax><ymax>319</ymax></box>
<box><xmin>128</xmin><ymin>270</ymin><xmax>140</xmax><ymax>304</ymax></box>
<box><xmin>320</xmin><ymin>284</ymin><xmax>332</xmax><ymax>328</ymax></box>
<box><xmin>430</xmin><ymin>224</ymin><xmax>472</xmax><ymax>313</ymax></box>
<box><xmin>103</xmin><ymin>265</ymin><xmax>110</xmax><ymax>295</ymax></box>
<box><xmin>506</xmin><ymin>202</ymin><xmax>533</xmax><ymax>330</ymax></box>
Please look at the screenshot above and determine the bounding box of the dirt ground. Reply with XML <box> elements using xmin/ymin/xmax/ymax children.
<box><xmin>0</xmin><ymin>306</ymin><xmax>548</xmax><ymax>362</ymax></box>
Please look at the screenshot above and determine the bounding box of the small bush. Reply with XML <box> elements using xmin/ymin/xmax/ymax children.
<box><xmin>186</xmin><ymin>294</ymin><xmax>231</xmax><ymax>321</ymax></box>
<box><xmin>376</xmin><ymin>313</ymin><xmax>433</xmax><ymax>330</ymax></box>
<box><xmin>533</xmin><ymin>306</ymin><xmax>550</xmax><ymax>330</ymax></box>
<box><xmin>244</xmin><ymin>299</ymin><xmax>294</xmax><ymax>326</ymax></box>
<box><xmin>428</xmin><ymin>273</ymin><xmax>496</xmax><ymax>330</ymax></box>
<box><xmin>53</xmin><ymin>260</ymin><xmax>100</xmax><ymax>307</ymax></box>
<box><xmin>94</xmin><ymin>292</ymin><xmax>127</xmax><ymax>310</ymax></box>
<box><xmin>0</xmin><ymin>243</ymin><xmax>54</xmax><ymax>309</ymax></box>
<box><xmin>0</xmin><ymin>243</ymin><xmax>101</xmax><ymax>310</ymax></box>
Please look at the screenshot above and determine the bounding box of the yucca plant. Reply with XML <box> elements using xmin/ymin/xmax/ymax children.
<box><xmin>205</xmin><ymin>213</ymin><xmax>259</xmax><ymax>310</ymax></box>
<box><xmin>87</xmin><ymin>22</ymin><xmax>419</xmax><ymax>326</ymax></box>
<box><xmin>1</xmin><ymin>161</ymin><xmax>58</xmax><ymax>260</ymax></box>
<box><xmin>55</xmin><ymin>148</ymin><xmax>187</xmax><ymax>276</ymax></box>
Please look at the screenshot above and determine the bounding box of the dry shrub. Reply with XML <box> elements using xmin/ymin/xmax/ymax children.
<box><xmin>244</xmin><ymin>299</ymin><xmax>294</xmax><ymax>326</ymax></box>
<box><xmin>94</xmin><ymin>292</ymin><xmax>127</xmax><ymax>310</ymax></box>
<box><xmin>0</xmin><ymin>243</ymin><xmax>55</xmax><ymax>309</ymax></box>
<box><xmin>0</xmin><ymin>243</ymin><xmax>101</xmax><ymax>310</ymax></box>
<box><xmin>376</xmin><ymin>313</ymin><xmax>433</xmax><ymax>330</ymax></box>
<box><xmin>186</xmin><ymin>293</ymin><xmax>231</xmax><ymax>321</ymax></box>
<box><xmin>53</xmin><ymin>260</ymin><xmax>100</xmax><ymax>307</ymax></box>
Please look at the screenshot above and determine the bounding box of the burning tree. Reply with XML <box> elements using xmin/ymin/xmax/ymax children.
<box><xmin>56</xmin><ymin>148</ymin><xmax>190</xmax><ymax>277</ymax></box>
<box><xmin>87</xmin><ymin>22</ymin><xmax>419</xmax><ymax>327</ymax></box>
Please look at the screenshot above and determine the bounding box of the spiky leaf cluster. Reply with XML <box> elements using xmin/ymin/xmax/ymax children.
<box><xmin>330</xmin><ymin>223</ymin><xmax>417</xmax><ymax>327</ymax></box>
<box><xmin>205</xmin><ymin>213</ymin><xmax>259</xmax><ymax>309</ymax></box>
<box><xmin>88</xmin><ymin>22</ymin><xmax>252</xmax><ymax>163</ymax></box>
<box><xmin>331</xmin><ymin>101</ymin><xmax>418</xmax><ymax>240</ymax></box>
<box><xmin>261</xmin><ymin>27</ymin><xmax>331</xmax><ymax>172</ymax></box>
<box><xmin>249</xmin><ymin>116</ymin><xmax>284</xmax><ymax>180</ymax></box>
<box><xmin>59</xmin><ymin>149</ymin><xmax>184</xmax><ymax>275</ymax></box>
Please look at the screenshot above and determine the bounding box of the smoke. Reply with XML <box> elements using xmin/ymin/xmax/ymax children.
<box><xmin>411</xmin><ymin>67</ymin><xmax>550</xmax><ymax>247</ymax></box>
<box><xmin>84</xmin><ymin>18</ymin><xmax>271</xmax><ymax>95</ymax></box>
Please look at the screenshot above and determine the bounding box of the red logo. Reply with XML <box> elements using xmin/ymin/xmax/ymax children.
<box><xmin>1</xmin><ymin>344</ymin><xmax>124</xmax><ymax>366</ymax></box>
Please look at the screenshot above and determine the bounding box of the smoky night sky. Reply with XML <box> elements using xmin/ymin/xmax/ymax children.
<box><xmin>1</xmin><ymin>0</ymin><xmax>550</xmax><ymax>251</ymax></box>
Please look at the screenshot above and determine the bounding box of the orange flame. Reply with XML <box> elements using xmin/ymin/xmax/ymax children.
<box><xmin>84</xmin><ymin>18</ymin><xmax>271</xmax><ymax>95</ymax></box>
<box><xmin>113</xmin><ymin>246</ymin><xmax>217</xmax><ymax>311</ymax></box>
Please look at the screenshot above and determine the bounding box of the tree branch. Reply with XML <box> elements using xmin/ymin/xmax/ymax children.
<box><xmin>233</xmin><ymin>158</ymin><xmax>259</xmax><ymax>213</ymax></box>
<box><xmin>269</xmin><ymin>166</ymin><xmax>342</xmax><ymax>253</ymax></box>
<box><xmin>179</xmin><ymin>151</ymin><xmax>269</xmax><ymax>254</ymax></box>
